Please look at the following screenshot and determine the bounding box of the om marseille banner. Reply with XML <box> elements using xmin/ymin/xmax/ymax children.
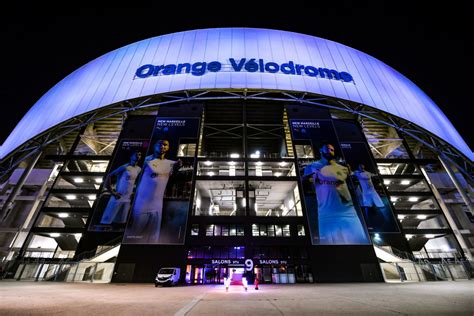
<box><xmin>291</xmin><ymin>119</ymin><xmax>371</xmax><ymax>245</ymax></box>
<box><xmin>123</xmin><ymin>117</ymin><xmax>199</xmax><ymax>245</ymax></box>
<box><xmin>88</xmin><ymin>139</ymin><xmax>149</xmax><ymax>232</ymax></box>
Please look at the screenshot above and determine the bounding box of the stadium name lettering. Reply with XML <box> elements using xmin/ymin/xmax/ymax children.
<box><xmin>135</xmin><ymin>58</ymin><xmax>353</xmax><ymax>83</ymax></box>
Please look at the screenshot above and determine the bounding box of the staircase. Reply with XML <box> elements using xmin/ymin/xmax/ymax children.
<box><xmin>373</xmin><ymin>245</ymin><xmax>466</xmax><ymax>282</ymax></box>
<box><xmin>14</xmin><ymin>237</ymin><xmax>122</xmax><ymax>283</ymax></box>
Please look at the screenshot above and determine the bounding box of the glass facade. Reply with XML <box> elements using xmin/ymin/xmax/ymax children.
<box><xmin>1</xmin><ymin>100</ymin><xmax>472</xmax><ymax>284</ymax></box>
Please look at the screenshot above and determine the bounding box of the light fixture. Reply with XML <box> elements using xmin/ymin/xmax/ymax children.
<box><xmin>405</xmin><ymin>234</ymin><xmax>414</xmax><ymax>240</ymax></box>
<box><xmin>50</xmin><ymin>233</ymin><xmax>60</xmax><ymax>237</ymax></box>
<box><xmin>416</xmin><ymin>215</ymin><xmax>427</xmax><ymax>220</ymax></box>
<box><xmin>397</xmin><ymin>215</ymin><xmax>405</xmax><ymax>220</ymax></box>
<box><xmin>400</xmin><ymin>180</ymin><xmax>410</xmax><ymax>185</ymax></box>
<box><xmin>256</xmin><ymin>161</ymin><xmax>263</xmax><ymax>166</ymax></box>
<box><xmin>425</xmin><ymin>234</ymin><xmax>435</xmax><ymax>239</ymax></box>
<box><xmin>274</xmin><ymin>172</ymin><xmax>282</xmax><ymax>177</ymax></box>
<box><xmin>88</xmin><ymin>195</ymin><xmax>96</xmax><ymax>201</ymax></box>
<box><xmin>230</xmin><ymin>153</ymin><xmax>240</xmax><ymax>158</ymax></box>
<box><xmin>383</xmin><ymin>180</ymin><xmax>391</xmax><ymax>185</ymax></box>
<box><xmin>408</xmin><ymin>197</ymin><xmax>419</xmax><ymax>202</ymax></box>
<box><xmin>73</xmin><ymin>177</ymin><xmax>84</xmax><ymax>183</ymax></box>
<box><xmin>279</xmin><ymin>161</ymin><xmax>287</xmax><ymax>167</ymax></box>
<box><xmin>74</xmin><ymin>233</ymin><xmax>82</xmax><ymax>239</ymax></box>
<box><xmin>204</xmin><ymin>161</ymin><xmax>213</xmax><ymax>166</ymax></box>
<box><xmin>390</xmin><ymin>197</ymin><xmax>398</xmax><ymax>202</ymax></box>
<box><xmin>65</xmin><ymin>194</ymin><xmax>77</xmax><ymax>200</ymax></box>
<box><xmin>58</xmin><ymin>213</ymin><xmax>69</xmax><ymax>218</ymax></box>
<box><xmin>228</xmin><ymin>161</ymin><xmax>236</xmax><ymax>166</ymax></box>
<box><xmin>250</xmin><ymin>151</ymin><xmax>260</xmax><ymax>158</ymax></box>
<box><xmin>95</xmin><ymin>178</ymin><xmax>103</xmax><ymax>183</ymax></box>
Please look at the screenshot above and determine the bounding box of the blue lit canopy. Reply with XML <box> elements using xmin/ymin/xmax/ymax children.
<box><xmin>1</xmin><ymin>28</ymin><xmax>472</xmax><ymax>160</ymax></box>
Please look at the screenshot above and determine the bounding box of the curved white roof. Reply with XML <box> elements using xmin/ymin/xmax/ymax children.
<box><xmin>1</xmin><ymin>28</ymin><xmax>472</xmax><ymax>160</ymax></box>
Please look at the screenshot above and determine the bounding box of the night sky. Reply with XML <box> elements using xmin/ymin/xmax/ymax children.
<box><xmin>1</xmin><ymin>2</ymin><xmax>472</xmax><ymax>154</ymax></box>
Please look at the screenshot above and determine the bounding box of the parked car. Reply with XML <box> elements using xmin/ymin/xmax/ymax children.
<box><xmin>155</xmin><ymin>267</ymin><xmax>180</xmax><ymax>287</ymax></box>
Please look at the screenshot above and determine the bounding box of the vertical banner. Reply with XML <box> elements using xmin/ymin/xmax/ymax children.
<box><xmin>123</xmin><ymin>117</ymin><xmax>199</xmax><ymax>244</ymax></box>
<box><xmin>291</xmin><ymin>119</ymin><xmax>370</xmax><ymax>245</ymax></box>
<box><xmin>332</xmin><ymin>119</ymin><xmax>399</xmax><ymax>233</ymax></box>
<box><xmin>340</xmin><ymin>142</ymin><xmax>399</xmax><ymax>232</ymax></box>
<box><xmin>88</xmin><ymin>139</ymin><xmax>149</xmax><ymax>232</ymax></box>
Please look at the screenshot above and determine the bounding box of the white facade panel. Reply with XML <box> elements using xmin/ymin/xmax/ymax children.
<box><xmin>0</xmin><ymin>28</ymin><xmax>471</xmax><ymax>161</ymax></box>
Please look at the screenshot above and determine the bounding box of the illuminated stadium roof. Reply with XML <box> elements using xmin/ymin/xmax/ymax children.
<box><xmin>1</xmin><ymin>28</ymin><xmax>472</xmax><ymax>160</ymax></box>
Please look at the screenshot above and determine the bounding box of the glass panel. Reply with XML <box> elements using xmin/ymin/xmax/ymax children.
<box><xmin>259</xmin><ymin>224</ymin><xmax>267</xmax><ymax>236</ymax></box>
<box><xmin>35</xmin><ymin>213</ymin><xmax>87</xmax><ymax>228</ymax></box>
<box><xmin>191</xmin><ymin>224</ymin><xmax>199</xmax><ymax>236</ymax></box>
<box><xmin>214</xmin><ymin>224</ymin><xmax>222</xmax><ymax>236</ymax></box>
<box><xmin>23</xmin><ymin>233</ymin><xmax>81</xmax><ymax>259</ymax></box>
<box><xmin>275</xmin><ymin>225</ymin><xmax>283</xmax><ymax>237</ymax></box>
<box><xmin>390</xmin><ymin>196</ymin><xmax>439</xmax><ymax>210</ymax></box>
<box><xmin>383</xmin><ymin>178</ymin><xmax>430</xmax><ymax>192</ymax></box>
<box><xmin>297</xmin><ymin>225</ymin><xmax>306</xmax><ymax>236</ymax></box>
<box><xmin>236</xmin><ymin>225</ymin><xmax>245</xmax><ymax>236</ymax></box>
<box><xmin>177</xmin><ymin>143</ymin><xmax>197</xmax><ymax>157</ymax></box>
<box><xmin>206</xmin><ymin>225</ymin><xmax>214</xmax><ymax>236</ymax></box>
<box><xmin>252</xmin><ymin>224</ymin><xmax>259</xmax><ymax>236</ymax></box>
<box><xmin>197</xmin><ymin>161</ymin><xmax>245</xmax><ymax>176</ymax></box>
<box><xmin>282</xmin><ymin>224</ymin><xmax>291</xmax><ymax>237</ymax></box>
<box><xmin>397</xmin><ymin>214</ymin><xmax>450</xmax><ymax>230</ymax></box>
<box><xmin>45</xmin><ymin>192</ymin><xmax>97</xmax><ymax>208</ymax></box>
<box><xmin>229</xmin><ymin>225</ymin><xmax>236</xmax><ymax>236</ymax></box>
<box><xmin>248</xmin><ymin>161</ymin><xmax>296</xmax><ymax>177</ymax></box>
<box><xmin>53</xmin><ymin>174</ymin><xmax>104</xmax><ymax>190</ymax></box>
<box><xmin>65</xmin><ymin>160</ymin><xmax>110</xmax><ymax>173</ymax></box>
<box><xmin>193</xmin><ymin>180</ymin><xmax>245</xmax><ymax>216</ymax></box>
<box><xmin>377</xmin><ymin>163</ymin><xmax>420</xmax><ymax>176</ymax></box>
<box><xmin>248</xmin><ymin>181</ymin><xmax>302</xmax><ymax>216</ymax></box>
<box><xmin>294</xmin><ymin>144</ymin><xmax>314</xmax><ymax>158</ymax></box>
<box><xmin>221</xmin><ymin>225</ymin><xmax>229</xmax><ymax>236</ymax></box>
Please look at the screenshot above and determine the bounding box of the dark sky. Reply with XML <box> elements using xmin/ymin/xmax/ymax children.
<box><xmin>1</xmin><ymin>2</ymin><xmax>473</xmax><ymax>153</ymax></box>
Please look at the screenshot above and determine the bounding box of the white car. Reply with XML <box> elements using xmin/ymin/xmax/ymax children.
<box><xmin>155</xmin><ymin>267</ymin><xmax>180</xmax><ymax>287</ymax></box>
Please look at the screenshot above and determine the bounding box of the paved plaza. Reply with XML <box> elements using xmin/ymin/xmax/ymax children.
<box><xmin>0</xmin><ymin>281</ymin><xmax>473</xmax><ymax>315</ymax></box>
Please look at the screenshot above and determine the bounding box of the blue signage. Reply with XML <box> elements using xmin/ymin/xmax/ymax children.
<box><xmin>135</xmin><ymin>58</ymin><xmax>353</xmax><ymax>83</ymax></box>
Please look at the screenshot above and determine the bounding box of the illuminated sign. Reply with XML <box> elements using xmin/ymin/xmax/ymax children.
<box><xmin>135</xmin><ymin>58</ymin><xmax>353</xmax><ymax>83</ymax></box>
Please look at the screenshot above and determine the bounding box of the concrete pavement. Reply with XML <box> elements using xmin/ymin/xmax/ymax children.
<box><xmin>0</xmin><ymin>281</ymin><xmax>473</xmax><ymax>315</ymax></box>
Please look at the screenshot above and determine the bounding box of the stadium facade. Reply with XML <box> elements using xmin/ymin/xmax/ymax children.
<box><xmin>0</xmin><ymin>28</ymin><xmax>472</xmax><ymax>284</ymax></box>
